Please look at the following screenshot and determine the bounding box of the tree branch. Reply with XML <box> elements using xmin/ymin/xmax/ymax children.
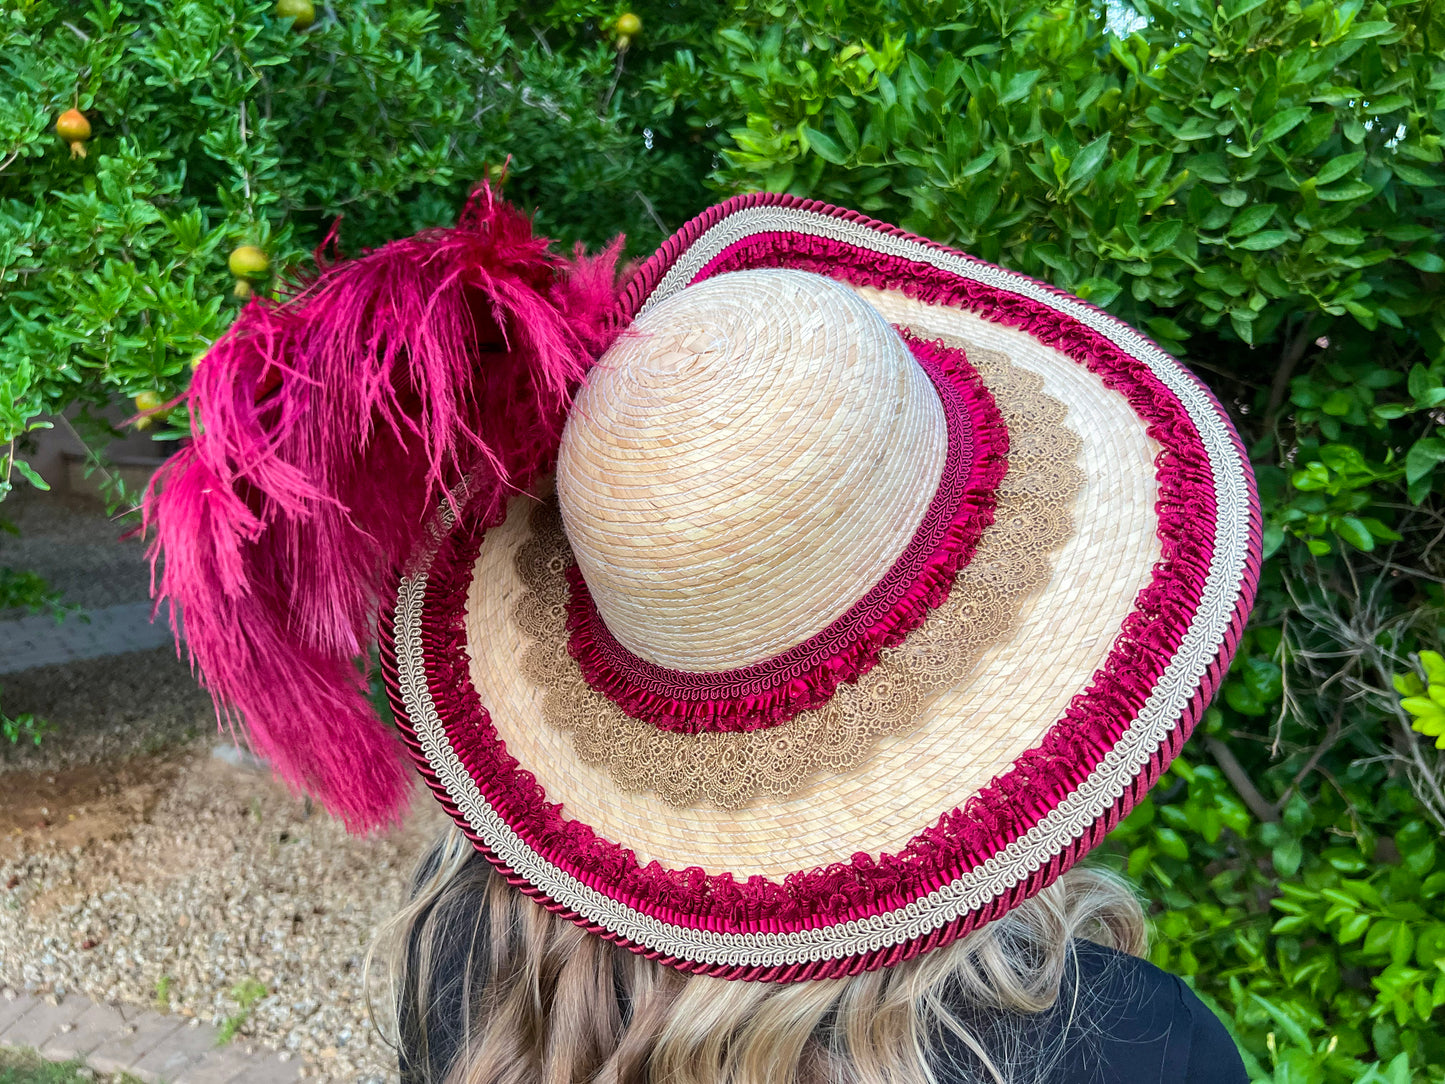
<box><xmin>1263</xmin><ymin>312</ymin><xmax>1324</xmax><ymax>431</ymax></box>
<box><xmin>1206</xmin><ymin>737</ymin><xmax>1280</xmax><ymax>823</ymax></box>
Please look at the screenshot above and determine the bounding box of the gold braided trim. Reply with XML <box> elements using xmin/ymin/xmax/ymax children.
<box><xmin>512</xmin><ymin>341</ymin><xmax>1083</xmax><ymax>808</ymax></box>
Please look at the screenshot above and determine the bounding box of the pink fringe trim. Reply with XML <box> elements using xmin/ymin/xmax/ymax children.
<box><xmin>563</xmin><ymin>332</ymin><xmax>1009</xmax><ymax>733</ymax></box>
<box><xmin>382</xmin><ymin>194</ymin><xmax>1263</xmax><ymax>980</ymax></box>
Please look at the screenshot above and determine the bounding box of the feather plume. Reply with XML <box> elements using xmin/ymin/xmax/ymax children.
<box><xmin>144</xmin><ymin>186</ymin><xmax>623</xmax><ymax>831</ymax></box>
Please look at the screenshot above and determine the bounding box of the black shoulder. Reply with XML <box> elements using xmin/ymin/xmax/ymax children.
<box><xmin>1069</xmin><ymin>941</ymin><xmax>1249</xmax><ymax>1084</ymax></box>
<box><xmin>926</xmin><ymin>941</ymin><xmax>1249</xmax><ymax>1084</ymax></box>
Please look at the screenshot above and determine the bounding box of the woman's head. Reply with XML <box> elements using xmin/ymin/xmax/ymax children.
<box><xmin>374</xmin><ymin>828</ymin><xmax>1147</xmax><ymax>1084</ymax></box>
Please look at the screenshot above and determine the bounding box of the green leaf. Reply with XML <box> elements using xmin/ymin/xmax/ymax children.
<box><xmin>831</xmin><ymin>105</ymin><xmax>859</xmax><ymax>155</ymax></box>
<box><xmin>1402</xmin><ymin>696</ymin><xmax>1445</xmax><ymax>723</ymax></box>
<box><xmin>1154</xmin><ymin>827</ymin><xmax>1190</xmax><ymax>861</ymax></box>
<box><xmin>1365</xmin><ymin>94</ymin><xmax>1410</xmax><ymax>115</ymax></box>
<box><xmin>801</xmin><ymin>127</ymin><xmax>848</xmax><ymax>165</ymax></box>
<box><xmin>1188</xmin><ymin>154</ymin><xmax>1231</xmax><ymax>184</ymax></box>
<box><xmin>1405</xmin><ymin>250</ymin><xmax>1445</xmax><ymax>273</ymax></box>
<box><xmin>1067</xmin><ymin>133</ymin><xmax>1110</xmax><ymax>188</ymax></box>
<box><xmin>11</xmin><ymin>459</ymin><xmax>50</xmax><ymax>491</ymax></box>
<box><xmin>1229</xmin><ymin>204</ymin><xmax>1277</xmax><ymax>236</ymax></box>
<box><xmin>1360</xmin><ymin>517</ymin><xmax>1403</xmax><ymax>542</ymax></box>
<box><xmin>1421</xmin><ymin>651</ymin><xmax>1445</xmax><ymax>687</ymax></box>
<box><xmin>1259</xmin><ymin>107</ymin><xmax>1312</xmax><ymax>144</ymax></box>
<box><xmin>1236</xmin><ymin>230</ymin><xmax>1291</xmax><ymax>250</ymax></box>
<box><xmin>1273</xmin><ymin>837</ymin><xmax>1304</xmax><ymax>877</ymax></box>
<box><xmin>1221</xmin><ymin>0</ymin><xmax>1270</xmax><ymax>19</ymax></box>
<box><xmin>1339</xmin><ymin>911</ymin><xmax>1371</xmax><ymax>943</ymax></box>
<box><xmin>1383</xmin><ymin>224</ymin><xmax>1436</xmax><ymax>242</ymax></box>
<box><xmin>999</xmin><ymin>70</ymin><xmax>1040</xmax><ymax>105</ymax></box>
<box><xmin>1335</xmin><ymin>516</ymin><xmax>1375</xmax><ymax>551</ymax></box>
<box><xmin>1393</xmin><ymin>161</ymin><xmax>1441</xmax><ymax>187</ymax></box>
<box><xmin>1318</xmin><ymin>180</ymin><xmax>1375</xmax><ymax>201</ymax></box>
<box><xmin>1406</xmin><ymin>437</ymin><xmax>1445</xmax><ymax>484</ymax></box>
<box><xmin>1315</xmin><ymin>151</ymin><xmax>1367</xmax><ymax>186</ymax></box>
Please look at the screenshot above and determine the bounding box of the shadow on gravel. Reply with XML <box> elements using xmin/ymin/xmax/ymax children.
<box><xmin>0</xmin><ymin>649</ymin><xmax>212</xmax><ymax>777</ymax></box>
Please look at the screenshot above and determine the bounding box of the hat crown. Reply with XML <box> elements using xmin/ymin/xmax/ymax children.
<box><xmin>555</xmin><ymin>269</ymin><xmax>948</xmax><ymax>671</ymax></box>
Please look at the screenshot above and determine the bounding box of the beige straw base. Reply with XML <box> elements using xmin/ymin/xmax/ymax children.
<box><xmin>557</xmin><ymin>270</ymin><xmax>949</xmax><ymax>671</ymax></box>
<box><xmin>464</xmin><ymin>298</ymin><xmax>1160</xmax><ymax>878</ymax></box>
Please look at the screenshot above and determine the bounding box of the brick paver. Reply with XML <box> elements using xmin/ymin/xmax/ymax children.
<box><xmin>0</xmin><ymin>989</ymin><xmax>301</xmax><ymax>1083</ymax></box>
<box><xmin>40</xmin><ymin>999</ymin><xmax>128</xmax><ymax>1061</ymax></box>
<box><xmin>1</xmin><ymin>996</ymin><xmax>92</xmax><ymax>1052</ymax></box>
<box><xmin>174</xmin><ymin>1049</ymin><xmax>265</xmax><ymax>1084</ymax></box>
<box><xmin>88</xmin><ymin>1010</ymin><xmax>186</xmax><ymax>1076</ymax></box>
<box><xmin>0</xmin><ymin>993</ymin><xmax>37</xmax><ymax>1039</ymax></box>
<box><xmin>127</xmin><ymin>1018</ymin><xmax>227</xmax><ymax>1081</ymax></box>
<box><xmin>216</xmin><ymin>1054</ymin><xmax>302</xmax><ymax>1083</ymax></box>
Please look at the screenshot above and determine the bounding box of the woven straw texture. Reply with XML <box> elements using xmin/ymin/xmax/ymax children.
<box><xmin>557</xmin><ymin>270</ymin><xmax>948</xmax><ymax>670</ymax></box>
<box><xmin>461</xmin><ymin>282</ymin><xmax>1161</xmax><ymax>878</ymax></box>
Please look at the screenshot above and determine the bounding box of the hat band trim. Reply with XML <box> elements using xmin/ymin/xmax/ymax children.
<box><xmin>513</xmin><ymin>339</ymin><xmax>1081</xmax><ymax>808</ymax></box>
<box><xmin>563</xmin><ymin>330</ymin><xmax>1009</xmax><ymax>733</ymax></box>
<box><xmin>385</xmin><ymin>197</ymin><xmax>1261</xmax><ymax>979</ymax></box>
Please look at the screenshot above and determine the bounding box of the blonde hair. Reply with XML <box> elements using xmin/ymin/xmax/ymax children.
<box><xmin>370</xmin><ymin>828</ymin><xmax>1146</xmax><ymax>1084</ymax></box>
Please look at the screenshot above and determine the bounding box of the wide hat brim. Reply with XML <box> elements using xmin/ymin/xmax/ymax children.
<box><xmin>381</xmin><ymin>194</ymin><xmax>1262</xmax><ymax>981</ymax></box>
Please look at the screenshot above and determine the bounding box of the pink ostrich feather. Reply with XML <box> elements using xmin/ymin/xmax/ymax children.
<box><xmin>143</xmin><ymin>187</ymin><xmax>623</xmax><ymax>832</ymax></box>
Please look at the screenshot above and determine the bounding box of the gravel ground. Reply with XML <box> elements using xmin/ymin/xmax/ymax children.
<box><xmin>0</xmin><ymin>488</ymin><xmax>150</xmax><ymax>616</ymax></box>
<box><xmin>2</xmin><ymin>489</ymin><xmax>450</xmax><ymax>1082</ymax></box>
<box><xmin>2</xmin><ymin>484</ymin><xmax>208</xmax><ymax>775</ymax></box>
<box><xmin>0</xmin><ymin>746</ymin><xmax>447</xmax><ymax>1083</ymax></box>
<box><xmin>0</xmin><ymin>650</ymin><xmax>211</xmax><ymax>776</ymax></box>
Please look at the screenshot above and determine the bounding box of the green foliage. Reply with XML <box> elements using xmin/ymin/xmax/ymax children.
<box><xmin>216</xmin><ymin>976</ymin><xmax>268</xmax><ymax>1045</ymax></box>
<box><xmin>153</xmin><ymin>972</ymin><xmax>174</xmax><ymax>1012</ymax></box>
<box><xmin>0</xmin><ymin>0</ymin><xmax>714</xmax><ymax>481</ymax></box>
<box><xmin>5</xmin><ymin>1</ymin><xmax>1445</xmax><ymax>1081</ymax></box>
<box><xmin>666</xmin><ymin>4</ymin><xmax>1445</xmax><ymax>1079</ymax></box>
<box><xmin>1396</xmin><ymin>651</ymin><xmax>1445</xmax><ymax>748</ymax></box>
<box><xmin>0</xmin><ymin>699</ymin><xmax>51</xmax><ymax>748</ymax></box>
<box><xmin>0</xmin><ymin>1046</ymin><xmax>144</xmax><ymax>1084</ymax></box>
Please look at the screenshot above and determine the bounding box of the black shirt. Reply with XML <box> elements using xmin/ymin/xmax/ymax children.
<box><xmin>399</xmin><ymin>938</ymin><xmax>1247</xmax><ymax>1083</ymax></box>
<box><xmin>927</xmin><ymin>941</ymin><xmax>1248</xmax><ymax>1084</ymax></box>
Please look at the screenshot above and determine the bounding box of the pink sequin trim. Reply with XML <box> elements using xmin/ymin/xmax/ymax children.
<box><xmin>565</xmin><ymin>331</ymin><xmax>1009</xmax><ymax>733</ymax></box>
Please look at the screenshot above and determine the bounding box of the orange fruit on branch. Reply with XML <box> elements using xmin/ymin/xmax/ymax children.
<box><xmin>56</xmin><ymin>109</ymin><xmax>91</xmax><ymax>158</ymax></box>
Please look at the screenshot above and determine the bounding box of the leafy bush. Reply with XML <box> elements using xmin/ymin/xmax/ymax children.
<box><xmin>4</xmin><ymin>1</ymin><xmax>1444</xmax><ymax>1080</ymax></box>
<box><xmin>0</xmin><ymin>0</ymin><xmax>712</xmax><ymax>495</ymax></box>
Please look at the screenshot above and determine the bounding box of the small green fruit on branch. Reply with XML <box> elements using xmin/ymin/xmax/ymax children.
<box><xmin>276</xmin><ymin>0</ymin><xmax>314</xmax><ymax>30</ymax></box>
<box><xmin>229</xmin><ymin>244</ymin><xmax>270</xmax><ymax>299</ymax></box>
<box><xmin>133</xmin><ymin>390</ymin><xmax>164</xmax><ymax>430</ymax></box>
<box><xmin>613</xmin><ymin>12</ymin><xmax>640</xmax><ymax>50</ymax></box>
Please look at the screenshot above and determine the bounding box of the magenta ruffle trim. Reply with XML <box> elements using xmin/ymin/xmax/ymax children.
<box><xmin>382</xmin><ymin>193</ymin><xmax>1264</xmax><ymax>982</ymax></box>
<box><xmin>562</xmin><ymin>332</ymin><xmax>1009</xmax><ymax>733</ymax></box>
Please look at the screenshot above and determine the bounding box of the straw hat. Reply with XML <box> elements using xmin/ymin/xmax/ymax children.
<box><xmin>150</xmin><ymin>191</ymin><xmax>1260</xmax><ymax>983</ymax></box>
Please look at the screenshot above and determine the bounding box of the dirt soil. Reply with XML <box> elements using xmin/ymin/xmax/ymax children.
<box><xmin>0</xmin><ymin>754</ymin><xmax>179</xmax><ymax>858</ymax></box>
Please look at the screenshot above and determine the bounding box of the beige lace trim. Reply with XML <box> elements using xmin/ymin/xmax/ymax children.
<box><xmin>512</xmin><ymin>341</ymin><xmax>1083</xmax><ymax>808</ymax></box>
